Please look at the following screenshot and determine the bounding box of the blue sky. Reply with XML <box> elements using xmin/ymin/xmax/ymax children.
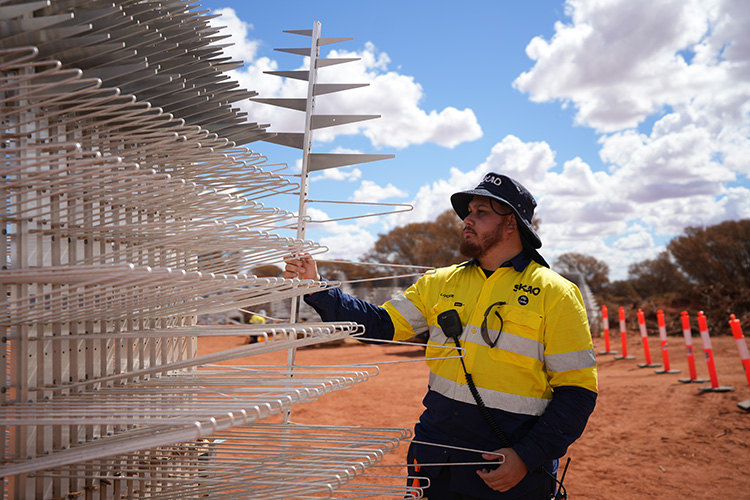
<box><xmin>199</xmin><ymin>0</ymin><xmax>750</xmax><ymax>280</ymax></box>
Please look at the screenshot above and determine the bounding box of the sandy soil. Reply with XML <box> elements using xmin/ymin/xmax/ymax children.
<box><xmin>198</xmin><ymin>328</ymin><xmax>750</xmax><ymax>499</ymax></box>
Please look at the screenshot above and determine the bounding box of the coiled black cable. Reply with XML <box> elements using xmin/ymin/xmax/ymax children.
<box><xmin>437</xmin><ymin>309</ymin><xmax>569</xmax><ymax>499</ymax></box>
<box><xmin>451</xmin><ymin>336</ymin><xmax>513</xmax><ymax>449</ymax></box>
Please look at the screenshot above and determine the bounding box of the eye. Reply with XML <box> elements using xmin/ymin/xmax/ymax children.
<box><xmin>467</xmin><ymin>205</ymin><xmax>489</xmax><ymax>218</ymax></box>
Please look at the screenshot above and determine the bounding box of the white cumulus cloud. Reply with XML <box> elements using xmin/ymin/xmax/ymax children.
<box><xmin>505</xmin><ymin>0</ymin><xmax>750</xmax><ymax>279</ymax></box>
<box><xmin>208</xmin><ymin>10</ymin><xmax>483</xmax><ymax>150</ymax></box>
<box><xmin>311</xmin><ymin>167</ymin><xmax>362</xmax><ymax>182</ymax></box>
<box><xmin>350</xmin><ymin>180</ymin><xmax>408</xmax><ymax>203</ymax></box>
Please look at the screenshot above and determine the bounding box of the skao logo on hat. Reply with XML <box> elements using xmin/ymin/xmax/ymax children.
<box><xmin>484</xmin><ymin>174</ymin><xmax>503</xmax><ymax>186</ymax></box>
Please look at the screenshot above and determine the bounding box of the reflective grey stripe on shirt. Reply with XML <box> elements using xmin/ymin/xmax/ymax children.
<box><xmin>546</xmin><ymin>348</ymin><xmax>597</xmax><ymax>372</ymax></box>
<box><xmin>463</xmin><ymin>326</ymin><xmax>545</xmax><ymax>362</ymax></box>
<box><xmin>429</xmin><ymin>371</ymin><xmax>551</xmax><ymax>416</ymax></box>
<box><xmin>437</xmin><ymin>323</ymin><xmax>593</xmax><ymax>372</ymax></box>
<box><xmin>429</xmin><ymin>323</ymin><xmax>449</xmax><ymax>343</ymax></box>
<box><xmin>389</xmin><ymin>294</ymin><xmax>428</xmax><ymax>333</ymax></box>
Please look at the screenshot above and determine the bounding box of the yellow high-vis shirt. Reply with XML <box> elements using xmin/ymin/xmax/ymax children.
<box><xmin>383</xmin><ymin>259</ymin><xmax>598</xmax><ymax>417</ymax></box>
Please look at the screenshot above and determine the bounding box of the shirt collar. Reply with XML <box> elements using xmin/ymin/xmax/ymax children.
<box><xmin>460</xmin><ymin>251</ymin><xmax>530</xmax><ymax>273</ymax></box>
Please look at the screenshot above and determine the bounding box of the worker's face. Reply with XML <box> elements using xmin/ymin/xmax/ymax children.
<box><xmin>460</xmin><ymin>196</ymin><xmax>513</xmax><ymax>258</ymax></box>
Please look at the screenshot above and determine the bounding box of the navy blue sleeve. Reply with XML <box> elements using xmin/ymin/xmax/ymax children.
<box><xmin>303</xmin><ymin>282</ymin><xmax>395</xmax><ymax>341</ymax></box>
<box><xmin>513</xmin><ymin>386</ymin><xmax>597</xmax><ymax>471</ymax></box>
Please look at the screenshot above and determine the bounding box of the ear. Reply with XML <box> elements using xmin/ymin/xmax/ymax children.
<box><xmin>506</xmin><ymin>214</ymin><xmax>518</xmax><ymax>232</ymax></box>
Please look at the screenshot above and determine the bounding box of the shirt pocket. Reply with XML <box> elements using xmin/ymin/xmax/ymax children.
<box><xmin>485</xmin><ymin>306</ymin><xmax>544</xmax><ymax>370</ymax></box>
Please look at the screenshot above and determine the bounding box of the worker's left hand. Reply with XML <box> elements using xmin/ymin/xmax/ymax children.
<box><xmin>477</xmin><ymin>448</ymin><xmax>528</xmax><ymax>493</ymax></box>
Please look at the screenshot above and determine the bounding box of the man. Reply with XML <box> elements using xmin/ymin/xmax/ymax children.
<box><xmin>245</xmin><ymin>310</ymin><xmax>267</xmax><ymax>344</ymax></box>
<box><xmin>284</xmin><ymin>173</ymin><xmax>598</xmax><ymax>499</ymax></box>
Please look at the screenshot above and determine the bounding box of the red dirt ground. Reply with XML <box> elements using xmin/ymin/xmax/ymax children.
<box><xmin>199</xmin><ymin>328</ymin><xmax>750</xmax><ymax>499</ymax></box>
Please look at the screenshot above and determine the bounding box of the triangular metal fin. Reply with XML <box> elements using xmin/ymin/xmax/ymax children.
<box><xmin>283</xmin><ymin>29</ymin><xmax>313</xmax><ymax>36</ymax></box>
<box><xmin>275</xmin><ymin>47</ymin><xmax>310</xmax><ymax>56</ymax></box>
<box><xmin>319</xmin><ymin>37</ymin><xmax>353</xmax><ymax>46</ymax></box>
<box><xmin>308</xmin><ymin>153</ymin><xmax>395</xmax><ymax>171</ymax></box>
<box><xmin>222</xmin><ymin>90</ymin><xmax>258</xmax><ymax>103</ymax></box>
<box><xmin>263</xmin><ymin>132</ymin><xmax>304</xmax><ymax>149</ymax></box>
<box><xmin>264</xmin><ymin>70</ymin><xmax>309</xmax><ymax>81</ymax></box>
<box><xmin>317</xmin><ymin>57</ymin><xmax>360</xmax><ymax>68</ymax></box>
<box><xmin>311</xmin><ymin>115</ymin><xmax>380</xmax><ymax>130</ymax></box>
<box><xmin>314</xmin><ymin>83</ymin><xmax>369</xmax><ymax>96</ymax></box>
<box><xmin>250</xmin><ymin>97</ymin><xmax>307</xmax><ymax>112</ymax></box>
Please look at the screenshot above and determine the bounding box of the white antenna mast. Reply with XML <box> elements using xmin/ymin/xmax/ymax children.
<box><xmin>253</xmin><ymin>22</ymin><xmax>395</xmax><ymax>421</ymax></box>
<box><xmin>253</xmin><ymin>22</ymin><xmax>396</xmax><ymax>256</ymax></box>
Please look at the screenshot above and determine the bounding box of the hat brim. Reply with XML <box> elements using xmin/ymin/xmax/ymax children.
<box><xmin>450</xmin><ymin>189</ymin><xmax>543</xmax><ymax>249</ymax></box>
<box><xmin>525</xmin><ymin>246</ymin><xmax>550</xmax><ymax>268</ymax></box>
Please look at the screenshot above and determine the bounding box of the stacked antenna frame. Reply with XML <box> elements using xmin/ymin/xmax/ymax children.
<box><xmin>1</xmin><ymin>1</ymin><xmax>414</xmax><ymax>499</ymax></box>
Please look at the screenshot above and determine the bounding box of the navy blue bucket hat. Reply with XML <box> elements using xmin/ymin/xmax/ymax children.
<box><xmin>451</xmin><ymin>173</ymin><xmax>542</xmax><ymax>248</ymax></box>
<box><xmin>451</xmin><ymin>173</ymin><xmax>549</xmax><ymax>267</ymax></box>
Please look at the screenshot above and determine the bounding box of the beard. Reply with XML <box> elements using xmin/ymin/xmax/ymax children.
<box><xmin>459</xmin><ymin>225</ymin><xmax>504</xmax><ymax>259</ymax></box>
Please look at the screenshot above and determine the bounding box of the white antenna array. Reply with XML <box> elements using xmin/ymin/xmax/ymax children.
<box><xmin>1</xmin><ymin>2</ymin><xmax>417</xmax><ymax>498</ymax></box>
